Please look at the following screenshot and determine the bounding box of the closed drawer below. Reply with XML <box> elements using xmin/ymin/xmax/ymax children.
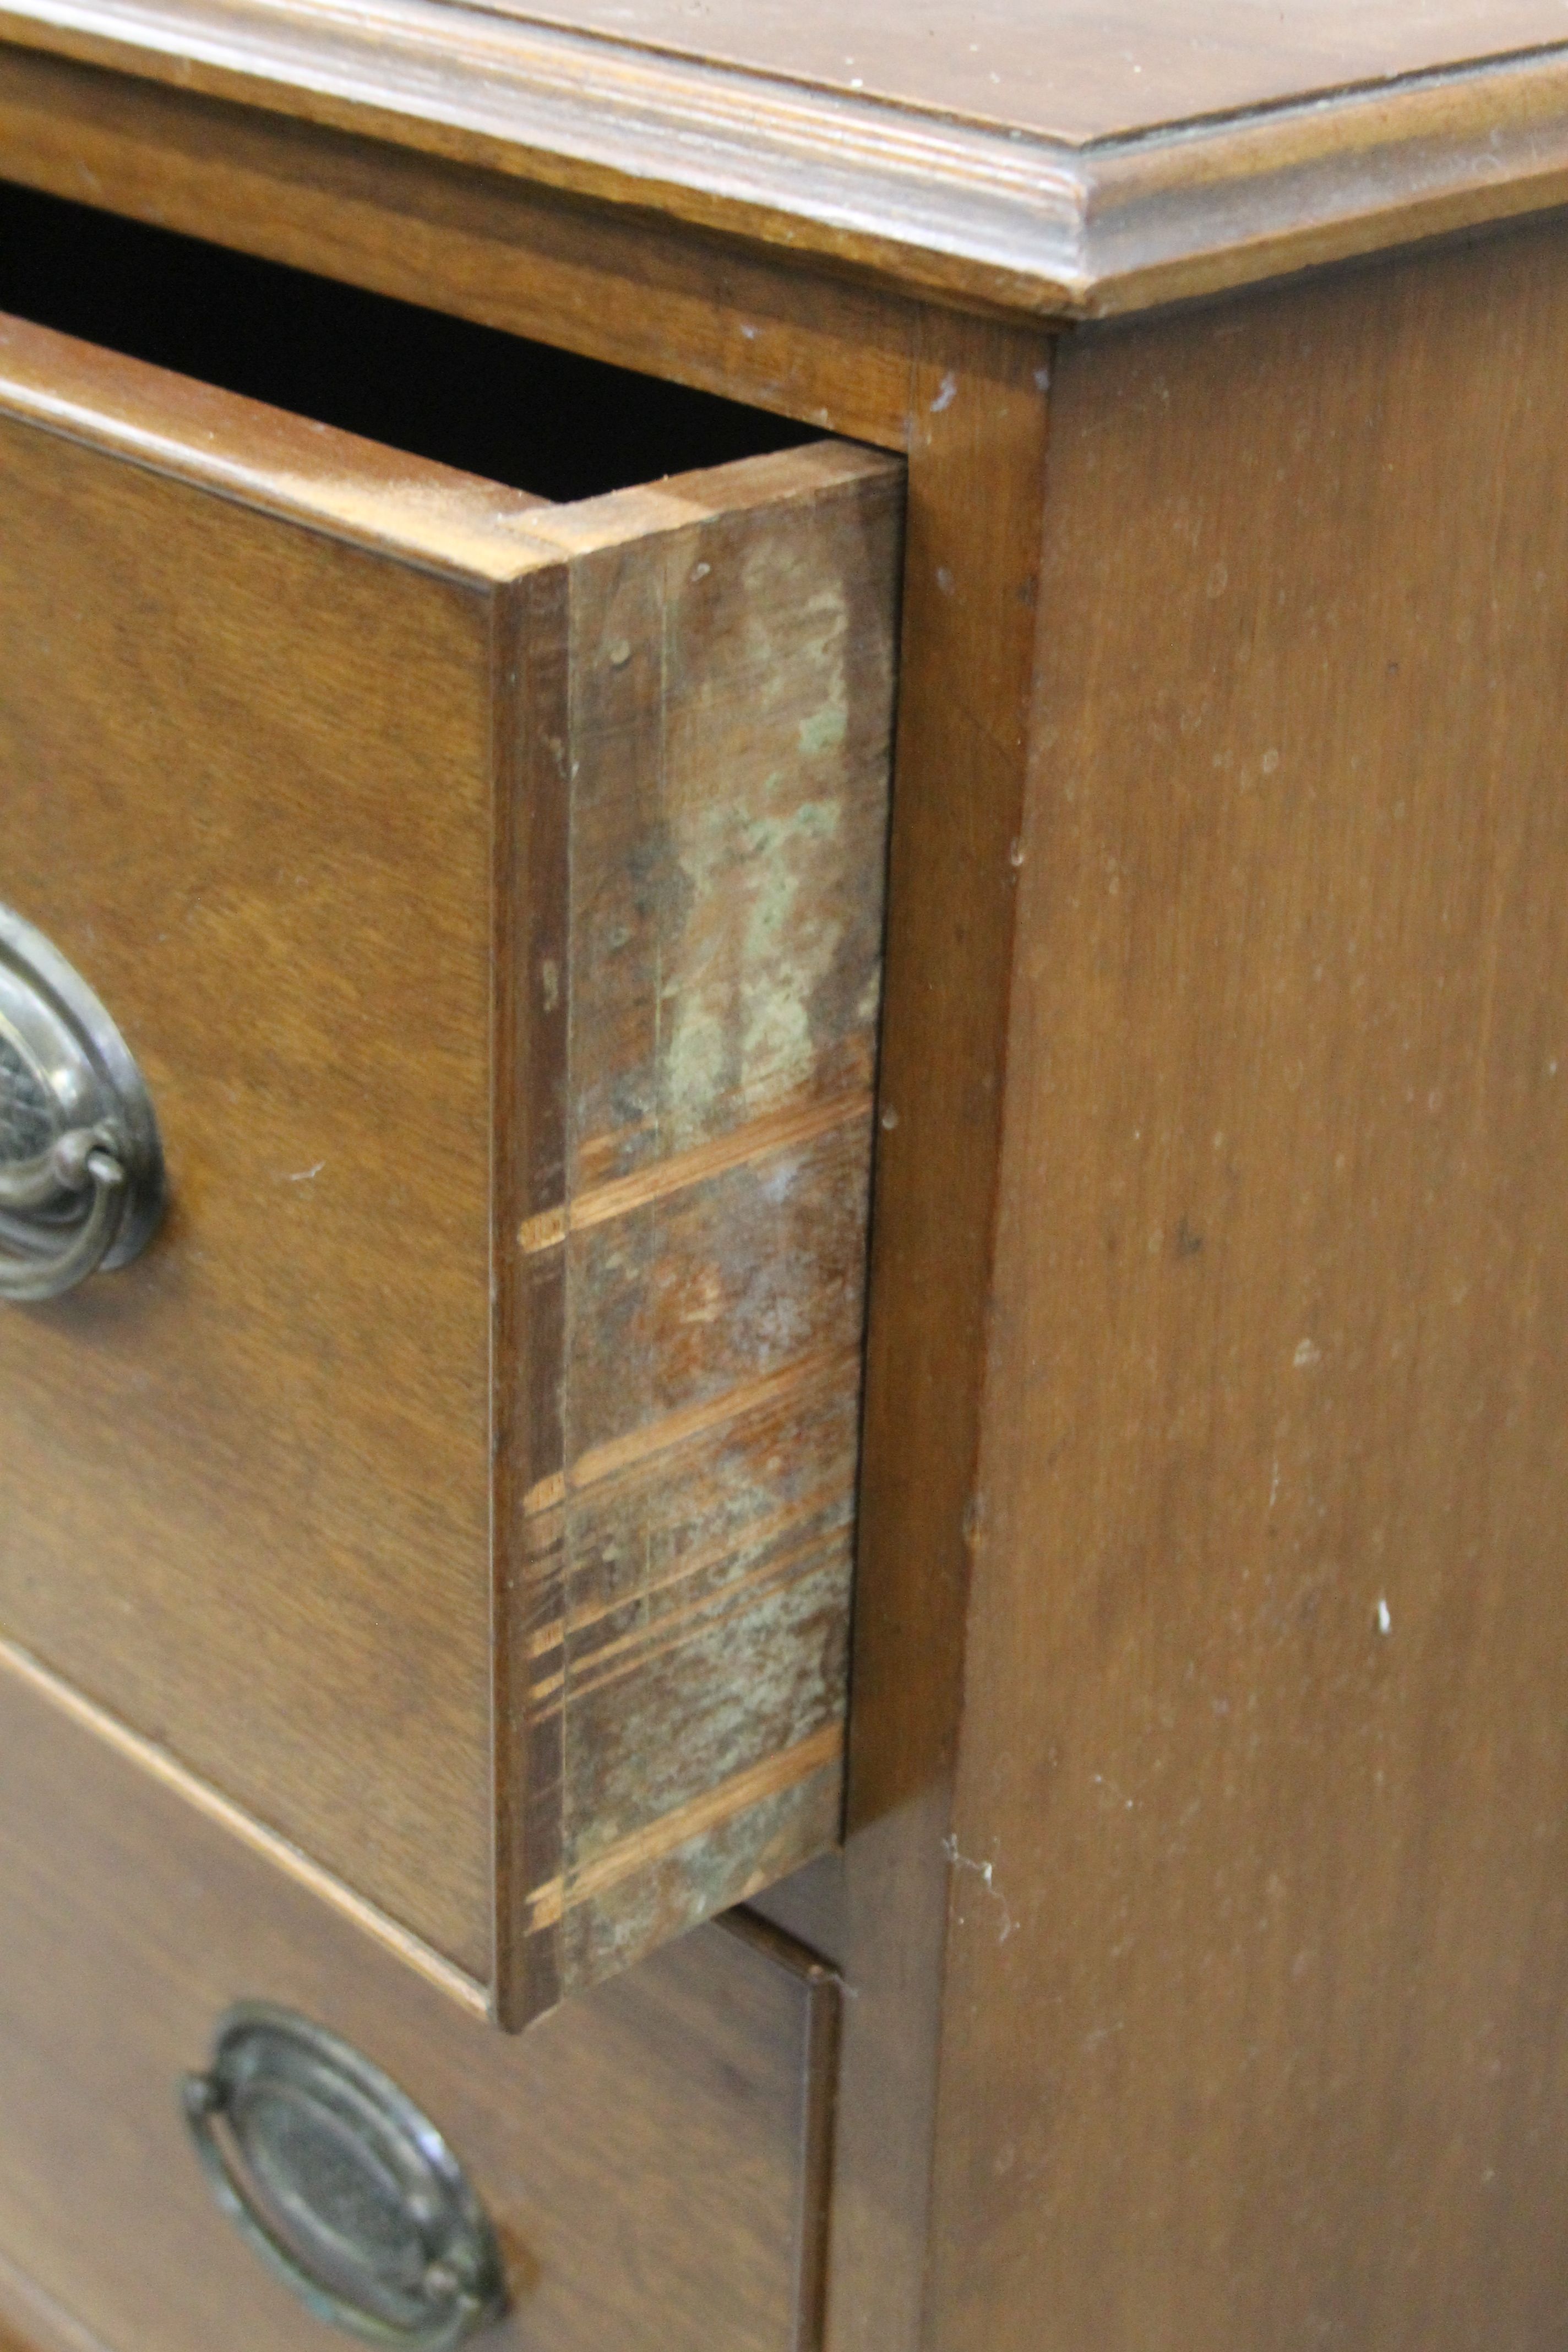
<box><xmin>0</xmin><ymin>1645</ymin><xmax>837</xmax><ymax>2352</ymax></box>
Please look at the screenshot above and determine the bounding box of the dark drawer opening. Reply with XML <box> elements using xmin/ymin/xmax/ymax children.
<box><xmin>0</xmin><ymin>179</ymin><xmax>817</xmax><ymax>500</ymax></box>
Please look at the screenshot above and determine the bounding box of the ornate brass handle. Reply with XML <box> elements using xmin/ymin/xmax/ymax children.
<box><xmin>182</xmin><ymin>2006</ymin><xmax>507</xmax><ymax>2348</ymax></box>
<box><xmin>0</xmin><ymin>902</ymin><xmax>164</xmax><ymax>1302</ymax></box>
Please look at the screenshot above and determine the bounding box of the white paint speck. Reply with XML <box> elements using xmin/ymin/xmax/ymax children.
<box><xmin>930</xmin><ymin>371</ymin><xmax>958</xmax><ymax>413</ymax></box>
<box><xmin>1294</xmin><ymin>1338</ymin><xmax>1321</xmax><ymax>1368</ymax></box>
<box><xmin>880</xmin><ymin>1105</ymin><xmax>900</xmax><ymax>1131</ymax></box>
<box><xmin>286</xmin><ymin>1162</ymin><xmax>325</xmax><ymax>1184</ymax></box>
<box><xmin>943</xmin><ymin>1835</ymin><xmax>1016</xmax><ymax>1942</ymax></box>
<box><xmin>1376</xmin><ymin>1597</ymin><xmax>1392</xmax><ymax>1636</ymax></box>
<box><xmin>1262</xmin><ymin>749</ymin><xmax>1280</xmax><ymax>775</ymax></box>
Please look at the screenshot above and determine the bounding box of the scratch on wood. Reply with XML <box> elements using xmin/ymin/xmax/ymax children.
<box><xmin>522</xmin><ymin>1721</ymin><xmax>844</xmax><ymax>1931</ymax></box>
<box><xmin>522</xmin><ymin>1342</ymin><xmax>859</xmax><ymax>1515</ymax></box>
<box><xmin>519</xmin><ymin>1089</ymin><xmax>870</xmax><ymax>1253</ymax></box>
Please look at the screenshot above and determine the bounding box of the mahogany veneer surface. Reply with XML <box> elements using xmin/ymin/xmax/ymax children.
<box><xmin>484</xmin><ymin>0</ymin><xmax>1568</xmax><ymax>141</ymax></box>
<box><xmin>0</xmin><ymin>1647</ymin><xmax>835</xmax><ymax>2352</ymax></box>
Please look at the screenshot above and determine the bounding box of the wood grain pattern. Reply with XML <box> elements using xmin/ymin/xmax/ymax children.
<box><xmin>4</xmin><ymin>0</ymin><xmax>1568</xmax><ymax>318</ymax></box>
<box><xmin>0</xmin><ymin>43</ymin><xmax>918</xmax><ymax>448</ymax></box>
<box><xmin>0</xmin><ymin>1641</ymin><xmax>837</xmax><ymax>2352</ymax></box>
<box><xmin>0</xmin><ymin>2249</ymin><xmax>113</xmax><ymax>2352</ymax></box>
<box><xmin>2</xmin><ymin>28</ymin><xmax>1567</xmax><ymax>2352</ymax></box>
<box><xmin>815</xmin><ymin>311</ymin><xmax>1058</xmax><ymax>2352</ymax></box>
<box><xmin>465</xmin><ymin>0</ymin><xmax>1568</xmax><ymax>141</ymax></box>
<box><xmin>0</xmin><ymin>1635</ymin><xmax>492</xmax><ymax>2015</ymax></box>
<box><xmin>497</xmin><ymin>448</ymin><xmax>902</xmax><ymax>2021</ymax></box>
<box><xmin>0</xmin><ymin>316</ymin><xmax>521</xmax><ymax>1975</ymax></box>
<box><xmin>0</xmin><ymin>313</ymin><xmax>900</xmax><ymax>2022</ymax></box>
<box><xmin>922</xmin><ymin>208</ymin><xmax>1568</xmax><ymax>2352</ymax></box>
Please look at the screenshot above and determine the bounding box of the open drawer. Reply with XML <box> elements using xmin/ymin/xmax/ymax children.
<box><xmin>0</xmin><ymin>252</ymin><xmax>901</xmax><ymax>2025</ymax></box>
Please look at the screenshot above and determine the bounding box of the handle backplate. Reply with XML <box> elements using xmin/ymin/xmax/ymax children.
<box><xmin>183</xmin><ymin>2005</ymin><xmax>506</xmax><ymax>2349</ymax></box>
<box><xmin>0</xmin><ymin>900</ymin><xmax>164</xmax><ymax>1301</ymax></box>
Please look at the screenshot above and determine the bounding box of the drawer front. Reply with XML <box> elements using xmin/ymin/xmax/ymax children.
<box><xmin>0</xmin><ymin>1645</ymin><xmax>836</xmax><ymax>2352</ymax></box>
<box><xmin>0</xmin><ymin>313</ymin><xmax>901</xmax><ymax>2021</ymax></box>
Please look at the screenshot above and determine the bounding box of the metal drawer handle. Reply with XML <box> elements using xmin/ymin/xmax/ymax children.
<box><xmin>182</xmin><ymin>2005</ymin><xmax>507</xmax><ymax>2349</ymax></box>
<box><xmin>0</xmin><ymin>901</ymin><xmax>164</xmax><ymax>1302</ymax></box>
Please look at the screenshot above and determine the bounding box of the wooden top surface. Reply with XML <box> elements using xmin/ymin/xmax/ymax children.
<box><xmin>3</xmin><ymin>0</ymin><xmax>1568</xmax><ymax>318</ymax></box>
<box><xmin>488</xmin><ymin>0</ymin><xmax>1568</xmax><ymax>146</ymax></box>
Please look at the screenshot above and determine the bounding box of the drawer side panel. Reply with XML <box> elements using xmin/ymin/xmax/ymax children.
<box><xmin>501</xmin><ymin>448</ymin><xmax>902</xmax><ymax>2021</ymax></box>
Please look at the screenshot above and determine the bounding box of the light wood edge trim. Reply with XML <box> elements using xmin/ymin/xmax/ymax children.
<box><xmin>520</xmin><ymin>1091</ymin><xmax>872</xmax><ymax>1254</ymax></box>
<box><xmin>0</xmin><ymin>311</ymin><xmax>557</xmax><ymax>579</ymax></box>
<box><xmin>521</xmin><ymin>1341</ymin><xmax>861</xmax><ymax>1513</ymax></box>
<box><xmin>522</xmin><ymin>1718</ymin><xmax>842</xmax><ymax>1930</ymax></box>
<box><xmin>0</xmin><ymin>1637</ymin><xmax>492</xmax><ymax>2020</ymax></box>
<box><xmin>0</xmin><ymin>2246</ymin><xmax>113</xmax><ymax>2352</ymax></box>
<box><xmin>3</xmin><ymin>0</ymin><xmax>1568</xmax><ymax>316</ymax></box>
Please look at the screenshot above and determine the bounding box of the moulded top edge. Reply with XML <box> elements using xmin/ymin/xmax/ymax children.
<box><xmin>2</xmin><ymin>0</ymin><xmax>1568</xmax><ymax>315</ymax></box>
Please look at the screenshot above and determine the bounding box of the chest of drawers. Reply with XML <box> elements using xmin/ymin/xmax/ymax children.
<box><xmin>4</xmin><ymin>7</ymin><xmax>1568</xmax><ymax>2349</ymax></box>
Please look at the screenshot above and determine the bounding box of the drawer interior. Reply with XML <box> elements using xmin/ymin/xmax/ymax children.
<box><xmin>0</xmin><ymin>178</ymin><xmax>816</xmax><ymax>501</ymax></box>
<box><xmin>0</xmin><ymin>182</ymin><xmax>902</xmax><ymax>2026</ymax></box>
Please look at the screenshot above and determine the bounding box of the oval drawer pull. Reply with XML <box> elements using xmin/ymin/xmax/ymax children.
<box><xmin>182</xmin><ymin>2005</ymin><xmax>506</xmax><ymax>2348</ymax></box>
<box><xmin>0</xmin><ymin>902</ymin><xmax>164</xmax><ymax>1301</ymax></box>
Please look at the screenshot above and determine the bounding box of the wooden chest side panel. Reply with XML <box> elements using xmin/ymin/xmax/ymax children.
<box><xmin>0</xmin><ymin>1645</ymin><xmax>834</xmax><ymax>2352</ymax></box>
<box><xmin>931</xmin><ymin>214</ymin><xmax>1568</xmax><ymax>2352</ymax></box>
<box><xmin>503</xmin><ymin>446</ymin><xmax>903</xmax><ymax>2021</ymax></box>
